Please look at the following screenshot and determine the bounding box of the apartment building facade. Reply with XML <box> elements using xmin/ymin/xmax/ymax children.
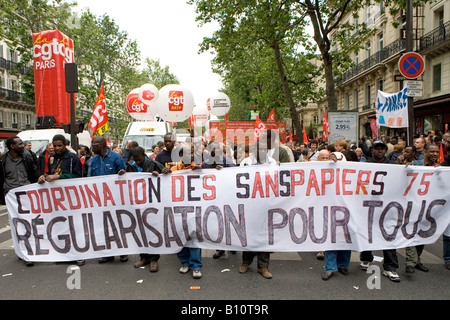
<box><xmin>315</xmin><ymin>0</ymin><xmax>449</xmax><ymax>140</ymax></box>
<box><xmin>0</xmin><ymin>40</ymin><xmax>35</xmax><ymax>140</ymax></box>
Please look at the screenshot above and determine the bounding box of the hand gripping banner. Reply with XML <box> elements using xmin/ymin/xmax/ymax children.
<box><xmin>6</xmin><ymin>162</ymin><xmax>450</xmax><ymax>262</ymax></box>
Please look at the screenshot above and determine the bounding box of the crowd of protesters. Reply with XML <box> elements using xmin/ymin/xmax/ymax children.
<box><xmin>0</xmin><ymin>129</ymin><xmax>449</xmax><ymax>282</ymax></box>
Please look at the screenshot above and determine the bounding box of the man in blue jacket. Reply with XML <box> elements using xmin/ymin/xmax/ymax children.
<box><xmin>86</xmin><ymin>135</ymin><xmax>127</xmax><ymax>263</ymax></box>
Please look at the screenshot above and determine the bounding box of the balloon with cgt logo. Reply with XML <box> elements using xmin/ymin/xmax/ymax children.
<box><xmin>156</xmin><ymin>84</ymin><xmax>195</xmax><ymax>122</ymax></box>
<box><xmin>139</xmin><ymin>83</ymin><xmax>159</xmax><ymax>105</ymax></box>
<box><xmin>126</xmin><ymin>87</ymin><xmax>158</xmax><ymax>121</ymax></box>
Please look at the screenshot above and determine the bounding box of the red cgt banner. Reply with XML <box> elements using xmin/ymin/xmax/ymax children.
<box><xmin>33</xmin><ymin>30</ymin><xmax>75</xmax><ymax>126</ymax></box>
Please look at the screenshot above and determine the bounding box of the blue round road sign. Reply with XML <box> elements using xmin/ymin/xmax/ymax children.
<box><xmin>398</xmin><ymin>52</ymin><xmax>425</xmax><ymax>79</ymax></box>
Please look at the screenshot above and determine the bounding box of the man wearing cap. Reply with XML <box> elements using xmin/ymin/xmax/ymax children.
<box><xmin>359</xmin><ymin>140</ymin><xmax>401</xmax><ymax>282</ymax></box>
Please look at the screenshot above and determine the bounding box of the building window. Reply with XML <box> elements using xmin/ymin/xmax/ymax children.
<box><xmin>9</xmin><ymin>50</ymin><xmax>18</xmax><ymax>63</ymax></box>
<box><xmin>365</xmin><ymin>4</ymin><xmax>372</xmax><ymax>26</ymax></box>
<box><xmin>435</xmin><ymin>8</ymin><xmax>444</xmax><ymax>29</ymax></box>
<box><xmin>377</xmin><ymin>32</ymin><xmax>384</xmax><ymax>51</ymax></box>
<box><xmin>25</xmin><ymin>114</ymin><xmax>31</xmax><ymax>126</ymax></box>
<box><xmin>354</xmin><ymin>51</ymin><xmax>359</xmax><ymax>65</ymax></box>
<box><xmin>313</xmin><ymin>115</ymin><xmax>319</xmax><ymax>123</ymax></box>
<box><xmin>365</xmin><ymin>84</ymin><xmax>372</xmax><ymax>109</ymax></box>
<box><xmin>366</xmin><ymin>41</ymin><xmax>371</xmax><ymax>58</ymax></box>
<box><xmin>8</xmin><ymin>79</ymin><xmax>17</xmax><ymax>91</ymax></box>
<box><xmin>344</xmin><ymin>93</ymin><xmax>350</xmax><ymax>110</ymax></box>
<box><xmin>378</xmin><ymin>1</ymin><xmax>385</xmax><ymax>15</ymax></box>
<box><xmin>377</xmin><ymin>79</ymin><xmax>384</xmax><ymax>92</ymax></box>
<box><xmin>12</xmin><ymin>112</ymin><xmax>18</xmax><ymax>129</ymax></box>
<box><xmin>353</xmin><ymin>89</ymin><xmax>359</xmax><ymax>110</ymax></box>
<box><xmin>0</xmin><ymin>111</ymin><xmax>3</xmax><ymax>128</ymax></box>
<box><xmin>433</xmin><ymin>64</ymin><xmax>441</xmax><ymax>92</ymax></box>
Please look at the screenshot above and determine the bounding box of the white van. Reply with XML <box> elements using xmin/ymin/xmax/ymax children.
<box><xmin>17</xmin><ymin>129</ymin><xmax>91</xmax><ymax>157</ymax></box>
<box><xmin>122</xmin><ymin>121</ymin><xmax>173</xmax><ymax>154</ymax></box>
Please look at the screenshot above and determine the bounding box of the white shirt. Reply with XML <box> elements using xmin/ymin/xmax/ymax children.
<box><xmin>240</xmin><ymin>153</ymin><xmax>277</xmax><ymax>166</ymax></box>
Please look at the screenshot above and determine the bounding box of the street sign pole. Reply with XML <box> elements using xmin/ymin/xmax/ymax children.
<box><xmin>406</xmin><ymin>0</ymin><xmax>414</xmax><ymax>146</ymax></box>
<box><xmin>64</xmin><ymin>63</ymin><xmax>79</xmax><ymax>152</ymax></box>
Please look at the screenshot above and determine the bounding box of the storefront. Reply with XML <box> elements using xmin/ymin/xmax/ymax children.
<box><xmin>0</xmin><ymin>130</ymin><xmax>19</xmax><ymax>140</ymax></box>
<box><xmin>414</xmin><ymin>94</ymin><xmax>450</xmax><ymax>135</ymax></box>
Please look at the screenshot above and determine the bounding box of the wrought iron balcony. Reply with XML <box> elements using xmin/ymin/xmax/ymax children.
<box><xmin>420</xmin><ymin>21</ymin><xmax>450</xmax><ymax>52</ymax></box>
<box><xmin>0</xmin><ymin>57</ymin><xmax>30</xmax><ymax>75</ymax></box>
<box><xmin>336</xmin><ymin>39</ymin><xmax>406</xmax><ymax>85</ymax></box>
<box><xmin>0</xmin><ymin>87</ymin><xmax>31</xmax><ymax>103</ymax></box>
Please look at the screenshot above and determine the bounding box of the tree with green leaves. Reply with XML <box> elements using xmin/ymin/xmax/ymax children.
<box><xmin>0</xmin><ymin>0</ymin><xmax>76</xmax><ymax>101</ymax></box>
<box><xmin>301</xmin><ymin>0</ymin><xmax>375</xmax><ymax>112</ymax></box>
<box><xmin>189</xmin><ymin>0</ymin><xmax>318</xmax><ymax>140</ymax></box>
<box><xmin>141</xmin><ymin>57</ymin><xmax>180</xmax><ymax>89</ymax></box>
<box><xmin>73</xmin><ymin>9</ymin><xmax>142</xmax><ymax>117</ymax></box>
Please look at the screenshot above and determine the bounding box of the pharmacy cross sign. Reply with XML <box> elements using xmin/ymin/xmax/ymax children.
<box><xmin>398</xmin><ymin>52</ymin><xmax>425</xmax><ymax>79</ymax></box>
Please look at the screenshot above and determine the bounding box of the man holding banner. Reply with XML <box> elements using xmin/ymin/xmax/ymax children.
<box><xmin>126</xmin><ymin>146</ymin><xmax>166</xmax><ymax>272</ymax></box>
<box><xmin>0</xmin><ymin>137</ymin><xmax>38</xmax><ymax>266</ymax></box>
<box><xmin>359</xmin><ymin>140</ymin><xmax>400</xmax><ymax>282</ymax></box>
<box><xmin>87</xmin><ymin>135</ymin><xmax>127</xmax><ymax>264</ymax></box>
<box><xmin>239</xmin><ymin>133</ymin><xmax>276</xmax><ymax>279</ymax></box>
<box><xmin>405</xmin><ymin>143</ymin><xmax>440</xmax><ymax>274</ymax></box>
<box><xmin>38</xmin><ymin>134</ymin><xmax>82</xmax><ymax>183</ymax></box>
<box><xmin>38</xmin><ymin>134</ymin><xmax>83</xmax><ymax>266</ymax></box>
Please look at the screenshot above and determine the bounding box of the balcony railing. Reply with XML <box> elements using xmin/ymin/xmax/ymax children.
<box><xmin>0</xmin><ymin>57</ymin><xmax>30</xmax><ymax>75</ymax></box>
<box><xmin>0</xmin><ymin>88</ymin><xmax>31</xmax><ymax>103</ymax></box>
<box><xmin>420</xmin><ymin>20</ymin><xmax>450</xmax><ymax>52</ymax></box>
<box><xmin>336</xmin><ymin>39</ymin><xmax>406</xmax><ymax>85</ymax></box>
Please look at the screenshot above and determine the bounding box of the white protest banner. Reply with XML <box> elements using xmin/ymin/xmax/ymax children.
<box><xmin>376</xmin><ymin>87</ymin><xmax>408</xmax><ymax>128</ymax></box>
<box><xmin>6</xmin><ymin>162</ymin><xmax>450</xmax><ymax>262</ymax></box>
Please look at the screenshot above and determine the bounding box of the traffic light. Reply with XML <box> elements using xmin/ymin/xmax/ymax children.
<box><xmin>62</xmin><ymin>120</ymin><xmax>84</xmax><ymax>134</ymax></box>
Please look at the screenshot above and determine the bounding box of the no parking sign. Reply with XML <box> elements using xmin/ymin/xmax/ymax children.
<box><xmin>398</xmin><ymin>52</ymin><xmax>425</xmax><ymax>79</ymax></box>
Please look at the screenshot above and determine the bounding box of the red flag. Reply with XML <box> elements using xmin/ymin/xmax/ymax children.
<box><xmin>224</xmin><ymin>113</ymin><xmax>229</xmax><ymax>121</ymax></box>
<box><xmin>188</xmin><ymin>115</ymin><xmax>194</xmax><ymax>129</ymax></box>
<box><xmin>88</xmin><ymin>84</ymin><xmax>109</xmax><ymax>136</ymax></box>
<box><xmin>288</xmin><ymin>131</ymin><xmax>293</xmax><ymax>142</ymax></box>
<box><xmin>323</xmin><ymin>109</ymin><xmax>330</xmax><ymax>141</ymax></box>
<box><xmin>254</xmin><ymin>115</ymin><xmax>267</xmax><ymax>142</ymax></box>
<box><xmin>268</xmin><ymin>109</ymin><xmax>276</xmax><ymax>122</ymax></box>
<box><xmin>302</xmin><ymin>125</ymin><xmax>309</xmax><ymax>145</ymax></box>
<box><xmin>438</xmin><ymin>143</ymin><xmax>444</xmax><ymax>164</ymax></box>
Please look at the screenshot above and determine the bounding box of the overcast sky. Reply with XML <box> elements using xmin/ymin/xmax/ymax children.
<box><xmin>74</xmin><ymin>0</ymin><xmax>222</xmax><ymax>110</ymax></box>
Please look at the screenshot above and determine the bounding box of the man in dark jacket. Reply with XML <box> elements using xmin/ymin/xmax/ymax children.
<box><xmin>37</xmin><ymin>134</ymin><xmax>83</xmax><ymax>266</ymax></box>
<box><xmin>155</xmin><ymin>133</ymin><xmax>177</xmax><ymax>168</ymax></box>
<box><xmin>360</xmin><ymin>140</ymin><xmax>400</xmax><ymax>282</ymax></box>
<box><xmin>38</xmin><ymin>134</ymin><xmax>82</xmax><ymax>183</ymax></box>
<box><xmin>123</xmin><ymin>146</ymin><xmax>169</xmax><ymax>271</ymax></box>
<box><xmin>123</xmin><ymin>146</ymin><xmax>167</xmax><ymax>174</ymax></box>
<box><xmin>0</xmin><ymin>136</ymin><xmax>38</xmax><ymax>266</ymax></box>
<box><xmin>0</xmin><ymin>136</ymin><xmax>38</xmax><ymax>204</ymax></box>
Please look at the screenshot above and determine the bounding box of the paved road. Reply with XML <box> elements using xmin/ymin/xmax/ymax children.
<box><xmin>0</xmin><ymin>205</ymin><xmax>449</xmax><ymax>304</ymax></box>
